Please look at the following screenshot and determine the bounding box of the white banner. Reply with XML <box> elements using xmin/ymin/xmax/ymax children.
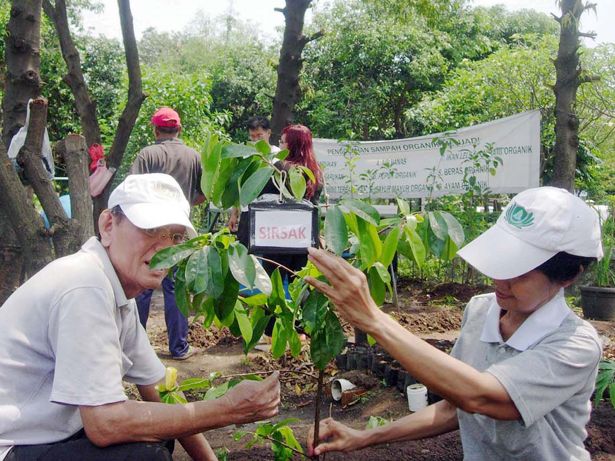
<box><xmin>314</xmin><ymin>110</ymin><xmax>541</xmax><ymax>199</ymax></box>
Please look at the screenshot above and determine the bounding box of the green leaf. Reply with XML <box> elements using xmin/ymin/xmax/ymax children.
<box><xmin>373</xmin><ymin>262</ymin><xmax>391</xmax><ymax>286</ymax></box>
<box><xmin>254</xmin><ymin>140</ymin><xmax>271</xmax><ymax>155</ymax></box>
<box><xmin>252</xmin><ymin>256</ymin><xmax>272</xmax><ymax>295</ymax></box>
<box><xmin>302</xmin><ymin>290</ymin><xmax>329</xmax><ymax>335</ymax></box>
<box><xmin>311</xmin><ymin>310</ymin><xmax>346</xmax><ymax>370</ymax></box>
<box><xmin>204</xmin><ymin>382</ymin><xmax>230</xmax><ymax>400</ymax></box>
<box><xmin>214</xmin><ymin>272</ymin><xmax>239</xmax><ymax>322</ymax></box>
<box><xmin>208</xmin><ymin>158</ymin><xmax>235</xmax><ymax>207</ymax></box>
<box><xmin>341</xmin><ymin>199</ymin><xmax>380</xmax><ymax>226</ymax></box>
<box><xmin>404</xmin><ymin>225</ymin><xmax>426</xmax><ymax>268</ymax></box>
<box><xmin>221</xmin><ymin>143</ymin><xmax>258</xmax><ymax>159</ymax></box>
<box><xmin>241</xmin><ymin>293</ymin><xmax>268</xmax><ymax>306</ymax></box>
<box><xmin>200</xmin><ymin>136</ymin><xmax>222</xmax><ymax>198</ymax></box>
<box><xmin>440</xmin><ymin>211</ymin><xmax>465</xmax><ymax>247</ymax></box>
<box><xmin>428</xmin><ymin>211</ymin><xmax>448</xmax><ymax>241</ymax></box>
<box><xmin>368</xmin><ymin>266</ymin><xmax>386</xmax><ymax>306</ymax></box>
<box><xmin>235</xmin><ymin>303</ymin><xmax>253</xmax><ymax>344</ymax></box>
<box><xmin>288</xmin><ymin>328</ymin><xmax>302</xmax><ymax>357</ymax></box>
<box><xmin>228</xmin><ymin>243</ymin><xmax>256</xmax><ymax>289</ymax></box>
<box><xmin>271</xmin><ymin>319</ymin><xmax>288</xmax><ymax>359</ymax></box>
<box><xmin>325</xmin><ymin>205</ymin><xmax>348</xmax><ymax>256</ymax></box>
<box><xmin>299</xmin><ymin>166</ymin><xmax>316</xmax><ymax>183</ymax></box>
<box><xmin>269</xmin><ymin>268</ymin><xmax>287</xmax><ymax>308</ymax></box>
<box><xmin>150</xmin><ymin>243</ymin><xmax>198</xmax><ymax>270</ymax></box>
<box><xmin>380</xmin><ymin>226</ymin><xmax>401</xmax><ymax>267</ymax></box>
<box><xmin>396</xmin><ymin>197</ymin><xmax>410</xmax><ymax>216</ymax></box>
<box><xmin>185</xmin><ymin>247</ymin><xmax>208</xmax><ymax>293</ymax></box>
<box><xmin>240</xmin><ymin>167</ymin><xmax>274</xmax><ymax>206</ymax></box>
<box><xmin>178</xmin><ymin>378</ymin><xmax>211</xmax><ymax>392</ymax></box>
<box><xmin>174</xmin><ymin>277</ymin><xmax>191</xmax><ymax>317</ymax></box>
<box><xmin>243</xmin><ymin>313</ymin><xmax>272</xmax><ymax>353</ymax></box>
<box><xmin>289</xmin><ymin>167</ymin><xmax>307</xmax><ymax>200</ymax></box>
<box><xmin>277</xmin><ymin>425</ymin><xmax>304</xmax><ymax>454</ymax></box>
<box><xmin>357</xmin><ymin>218</ymin><xmax>381</xmax><ymax>268</ymax></box>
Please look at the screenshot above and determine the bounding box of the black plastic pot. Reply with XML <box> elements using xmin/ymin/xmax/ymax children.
<box><xmin>384</xmin><ymin>363</ymin><xmax>400</xmax><ymax>387</ymax></box>
<box><xmin>580</xmin><ymin>286</ymin><xmax>615</xmax><ymax>321</ymax></box>
<box><xmin>335</xmin><ymin>353</ymin><xmax>347</xmax><ymax>370</ymax></box>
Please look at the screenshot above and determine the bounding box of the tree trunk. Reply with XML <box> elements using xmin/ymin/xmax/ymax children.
<box><xmin>0</xmin><ymin>0</ymin><xmax>54</xmax><ymax>302</ymax></box>
<box><xmin>42</xmin><ymin>0</ymin><xmax>101</xmax><ymax>147</ymax></box>
<box><xmin>549</xmin><ymin>0</ymin><xmax>594</xmax><ymax>191</ymax></box>
<box><xmin>270</xmin><ymin>0</ymin><xmax>322</xmax><ymax>145</ymax></box>
<box><xmin>2</xmin><ymin>0</ymin><xmax>43</xmax><ymax>148</ymax></box>
<box><xmin>61</xmin><ymin>134</ymin><xmax>95</xmax><ymax>241</ymax></box>
<box><xmin>92</xmin><ymin>0</ymin><xmax>146</xmax><ymax>227</ymax></box>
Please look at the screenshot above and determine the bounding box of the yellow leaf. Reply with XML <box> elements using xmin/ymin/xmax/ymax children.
<box><xmin>165</xmin><ymin>367</ymin><xmax>178</xmax><ymax>390</ymax></box>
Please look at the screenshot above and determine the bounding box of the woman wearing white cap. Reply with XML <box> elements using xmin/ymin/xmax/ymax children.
<box><xmin>305</xmin><ymin>187</ymin><xmax>603</xmax><ymax>460</ymax></box>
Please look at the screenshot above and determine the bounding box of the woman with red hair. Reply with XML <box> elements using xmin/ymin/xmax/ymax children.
<box><xmin>279</xmin><ymin>124</ymin><xmax>323</xmax><ymax>202</ymax></box>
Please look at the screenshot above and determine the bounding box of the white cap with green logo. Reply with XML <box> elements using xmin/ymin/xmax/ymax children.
<box><xmin>457</xmin><ymin>186</ymin><xmax>603</xmax><ymax>280</ymax></box>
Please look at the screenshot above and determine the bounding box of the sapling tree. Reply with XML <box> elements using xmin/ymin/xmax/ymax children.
<box><xmin>150</xmin><ymin>134</ymin><xmax>466</xmax><ymax>459</ymax></box>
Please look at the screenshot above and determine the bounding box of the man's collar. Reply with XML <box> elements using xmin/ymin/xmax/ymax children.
<box><xmin>155</xmin><ymin>137</ymin><xmax>182</xmax><ymax>144</ymax></box>
<box><xmin>81</xmin><ymin>237</ymin><xmax>130</xmax><ymax>308</ymax></box>
<box><xmin>480</xmin><ymin>289</ymin><xmax>570</xmax><ymax>351</ymax></box>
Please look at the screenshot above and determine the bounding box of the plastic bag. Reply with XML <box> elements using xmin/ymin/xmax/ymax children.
<box><xmin>7</xmin><ymin>99</ymin><xmax>54</xmax><ymax>179</ymax></box>
<box><xmin>89</xmin><ymin>162</ymin><xmax>115</xmax><ymax>197</ymax></box>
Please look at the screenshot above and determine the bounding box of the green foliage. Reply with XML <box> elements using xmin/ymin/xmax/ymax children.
<box><xmin>594</xmin><ymin>360</ymin><xmax>615</xmax><ymax>409</ymax></box>
<box><xmin>234</xmin><ymin>418</ymin><xmax>304</xmax><ymax>461</ymax></box>
<box><xmin>365</xmin><ymin>415</ymin><xmax>389</xmax><ymax>429</ymax></box>
<box><xmin>587</xmin><ymin>215</ymin><xmax>615</xmax><ymax>287</ymax></box>
<box><xmin>117</xmin><ymin>66</ymin><xmax>229</xmax><ymax>179</ymax></box>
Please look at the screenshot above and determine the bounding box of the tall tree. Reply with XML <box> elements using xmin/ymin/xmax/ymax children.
<box><xmin>270</xmin><ymin>0</ymin><xmax>322</xmax><ymax>144</ymax></box>
<box><xmin>550</xmin><ymin>0</ymin><xmax>597</xmax><ymax>191</ymax></box>
<box><xmin>2</xmin><ymin>0</ymin><xmax>43</xmax><ymax>147</ymax></box>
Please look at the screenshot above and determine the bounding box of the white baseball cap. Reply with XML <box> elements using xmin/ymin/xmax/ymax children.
<box><xmin>108</xmin><ymin>173</ymin><xmax>197</xmax><ymax>238</ymax></box>
<box><xmin>456</xmin><ymin>187</ymin><xmax>603</xmax><ymax>280</ymax></box>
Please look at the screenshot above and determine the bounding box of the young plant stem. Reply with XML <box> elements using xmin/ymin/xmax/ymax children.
<box><xmin>312</xmin><ymin>369</ymin><xmax>325</xmax><ymax>460</ymax></box>
<box><xmin>219</xmin><ymin>369</ymin><xmax>318</xmax><ymax>380</ymax></box>
<box><xmin>255</xmin><ymin>255</ymin><xmax>301</xmax><ymax>279</ymax></box>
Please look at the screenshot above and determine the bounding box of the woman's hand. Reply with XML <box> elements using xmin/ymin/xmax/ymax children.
<box><xmin>307</xmin><ymin>417</ymin><xmax>364</xmax><ymax>456</ymax></box>
<box><xmin>305</xmin><ymin>248</ymin><xmax>384</xmax><ymax>335</ymax></box>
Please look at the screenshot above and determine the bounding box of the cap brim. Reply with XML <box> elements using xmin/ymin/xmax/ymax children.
<box><xmin>121</xmin><ymin>203</ymin><xmax>197</xmax><ymax>239</ymax></box>
<box><xmin>456</xmin><ymin>224</ymin><xmax>556</xmax><ymax>279</ymax></box>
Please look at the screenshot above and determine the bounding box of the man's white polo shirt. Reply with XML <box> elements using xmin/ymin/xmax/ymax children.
<box><xmin>0</xmin><ymin>237</ymin><xmax>165</xmax><ymax>459</ymax></box>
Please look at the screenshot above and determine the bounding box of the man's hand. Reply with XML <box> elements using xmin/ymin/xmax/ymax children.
<box><xmin>307</xmin><ymin>417</ymin><xmax>364</xmax><ymax>456</ymax></box>
<box><xmin>222</xmin><ymin>371</ymin><xmax>280</xmax><ymax>424</ymax></box>
<box><xmin>305</xmin><ymin>248</ymin><xmax>384</xmax><ymax>334</ymax></box>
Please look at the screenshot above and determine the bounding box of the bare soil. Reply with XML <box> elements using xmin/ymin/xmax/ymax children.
<box><xmin>143</xmin><ymin>279</ymin><xmax>615</xmax><ymax>460</ymax></box>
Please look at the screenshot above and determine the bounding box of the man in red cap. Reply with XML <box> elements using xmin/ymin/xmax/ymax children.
<box><xmin>130</xmin><ymin>107</ymin><xmax>204</xmax><ymax>360</ymax></box>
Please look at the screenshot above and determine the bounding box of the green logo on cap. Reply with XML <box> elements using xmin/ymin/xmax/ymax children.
<box><xmin>505</xmin><ymin>202</ymin><xmax>534</xmax><ymax>229</ymax></box>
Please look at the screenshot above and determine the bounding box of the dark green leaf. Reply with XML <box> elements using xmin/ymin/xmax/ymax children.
<box><xmin>254</xmin><ymin>140</ymin><xmax>271</xmax><ymax>155</ymax></box>
<box><xmin>150</xmin><ymin>243</ymin><xmax>198</xmax><ymax>270</ymax></box>
<box><xmin>380</xmin><ymin>226</ymin><xmax>401</xmax><ymax>267</ymax></box>
<box><xmin>368</xmin><ymin>266</ymin><xmax>386</xmax><ymax>306</ymax></box>
<box><xmin>214</xmin><ymin>272</ymin><xmax>239</xmax><ymax>322</ymax></box>
<box><xmin>240</xmin><ymin>167</ymin><xmax>274</xmax><ymax>206</ymax></box>
<box><xmin>221</xmin><ymin>143</ymin><xmax>258</xmax><ymax>159</ymax></box>
<box><xmin>357</xmin><ymin>218</ymin><xmax>381</xmax><ymax>267</ymax></box>
<box><xmin>174</xmin><ymin>277</ymin><xmax>191</xmax><ymax>317</ymax></box>
<box><xmin>325</xmin><ymin>205</ymin><xmax>348</xmax><ymax>256</ymax></box>
<box><xmin>341</xmin><ymin>199</ymin><xmax>380</xmax><ymax>226</ymax></box>
<box><xmin>289</xmin><ymin>167</ymin><xmax>307</xmax><ymax>200</ymax></box>
<box><xmin>271</xmin><ymin>319</ymin><xmax>287</xmax><ymax>359</ymax></box>
<box><xmin>235</xmin><ymin>304</ymin><xmax>253</xmax><ymax>344</ymax></box>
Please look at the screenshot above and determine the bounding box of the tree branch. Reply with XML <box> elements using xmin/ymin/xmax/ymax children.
<box><xmin>43</xmin><ymin>0</ymin><xmax>101</xmax><ymax>147</ymax></box>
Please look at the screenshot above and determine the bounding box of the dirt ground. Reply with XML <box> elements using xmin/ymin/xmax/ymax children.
<box><xmin>143</xmin><ymin>279</ymin><xmax>615</xmax><ymax>460</ymax></box>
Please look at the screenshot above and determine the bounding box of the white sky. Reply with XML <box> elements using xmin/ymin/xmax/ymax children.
<box><xmin>83</xmin><ymin>0</ymin><xmax>614</xmax><ymax>46</ymax></box>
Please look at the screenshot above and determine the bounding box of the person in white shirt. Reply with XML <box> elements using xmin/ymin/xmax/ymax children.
<box><xmin>0</xmin><ymin>173</ymin><xmax>280</xmax><ymax>461</ymax></box>
<box><xmin>305</xmin><ymin>187</ymin><xmax>602</xmax><ymax>461</ymax></box>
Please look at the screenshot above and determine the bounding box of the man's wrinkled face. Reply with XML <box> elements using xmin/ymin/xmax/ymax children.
<box><xmin>100</xmin><ymin>210</ymin><xmax>186</xmax><ymax>298</ymax></box>
<box><xmin>249</xmin><ymin>127</ymin><xmax>271</xmax><ymax>143</ymax></box>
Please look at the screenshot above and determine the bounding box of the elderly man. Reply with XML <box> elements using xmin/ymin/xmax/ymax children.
<box><xmin>0</xmin><ymin>174</ymin><xmax>280</xmax><ymax>461</ymax></box>
<box><xmin>130</xmin><ymin>107</ymin><xmax>204</xmax><ymax>360</ymax></box>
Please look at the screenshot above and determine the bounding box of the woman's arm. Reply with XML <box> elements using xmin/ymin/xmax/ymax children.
<box><xmin>308</xmin><ymin>399</ymin><xmax>459</xmax><ymax>456</ymax></box>
<box><xmin>306</xmin><ymin>248</ymin><xmax>520</xmax><ymax>420</ymax></box>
